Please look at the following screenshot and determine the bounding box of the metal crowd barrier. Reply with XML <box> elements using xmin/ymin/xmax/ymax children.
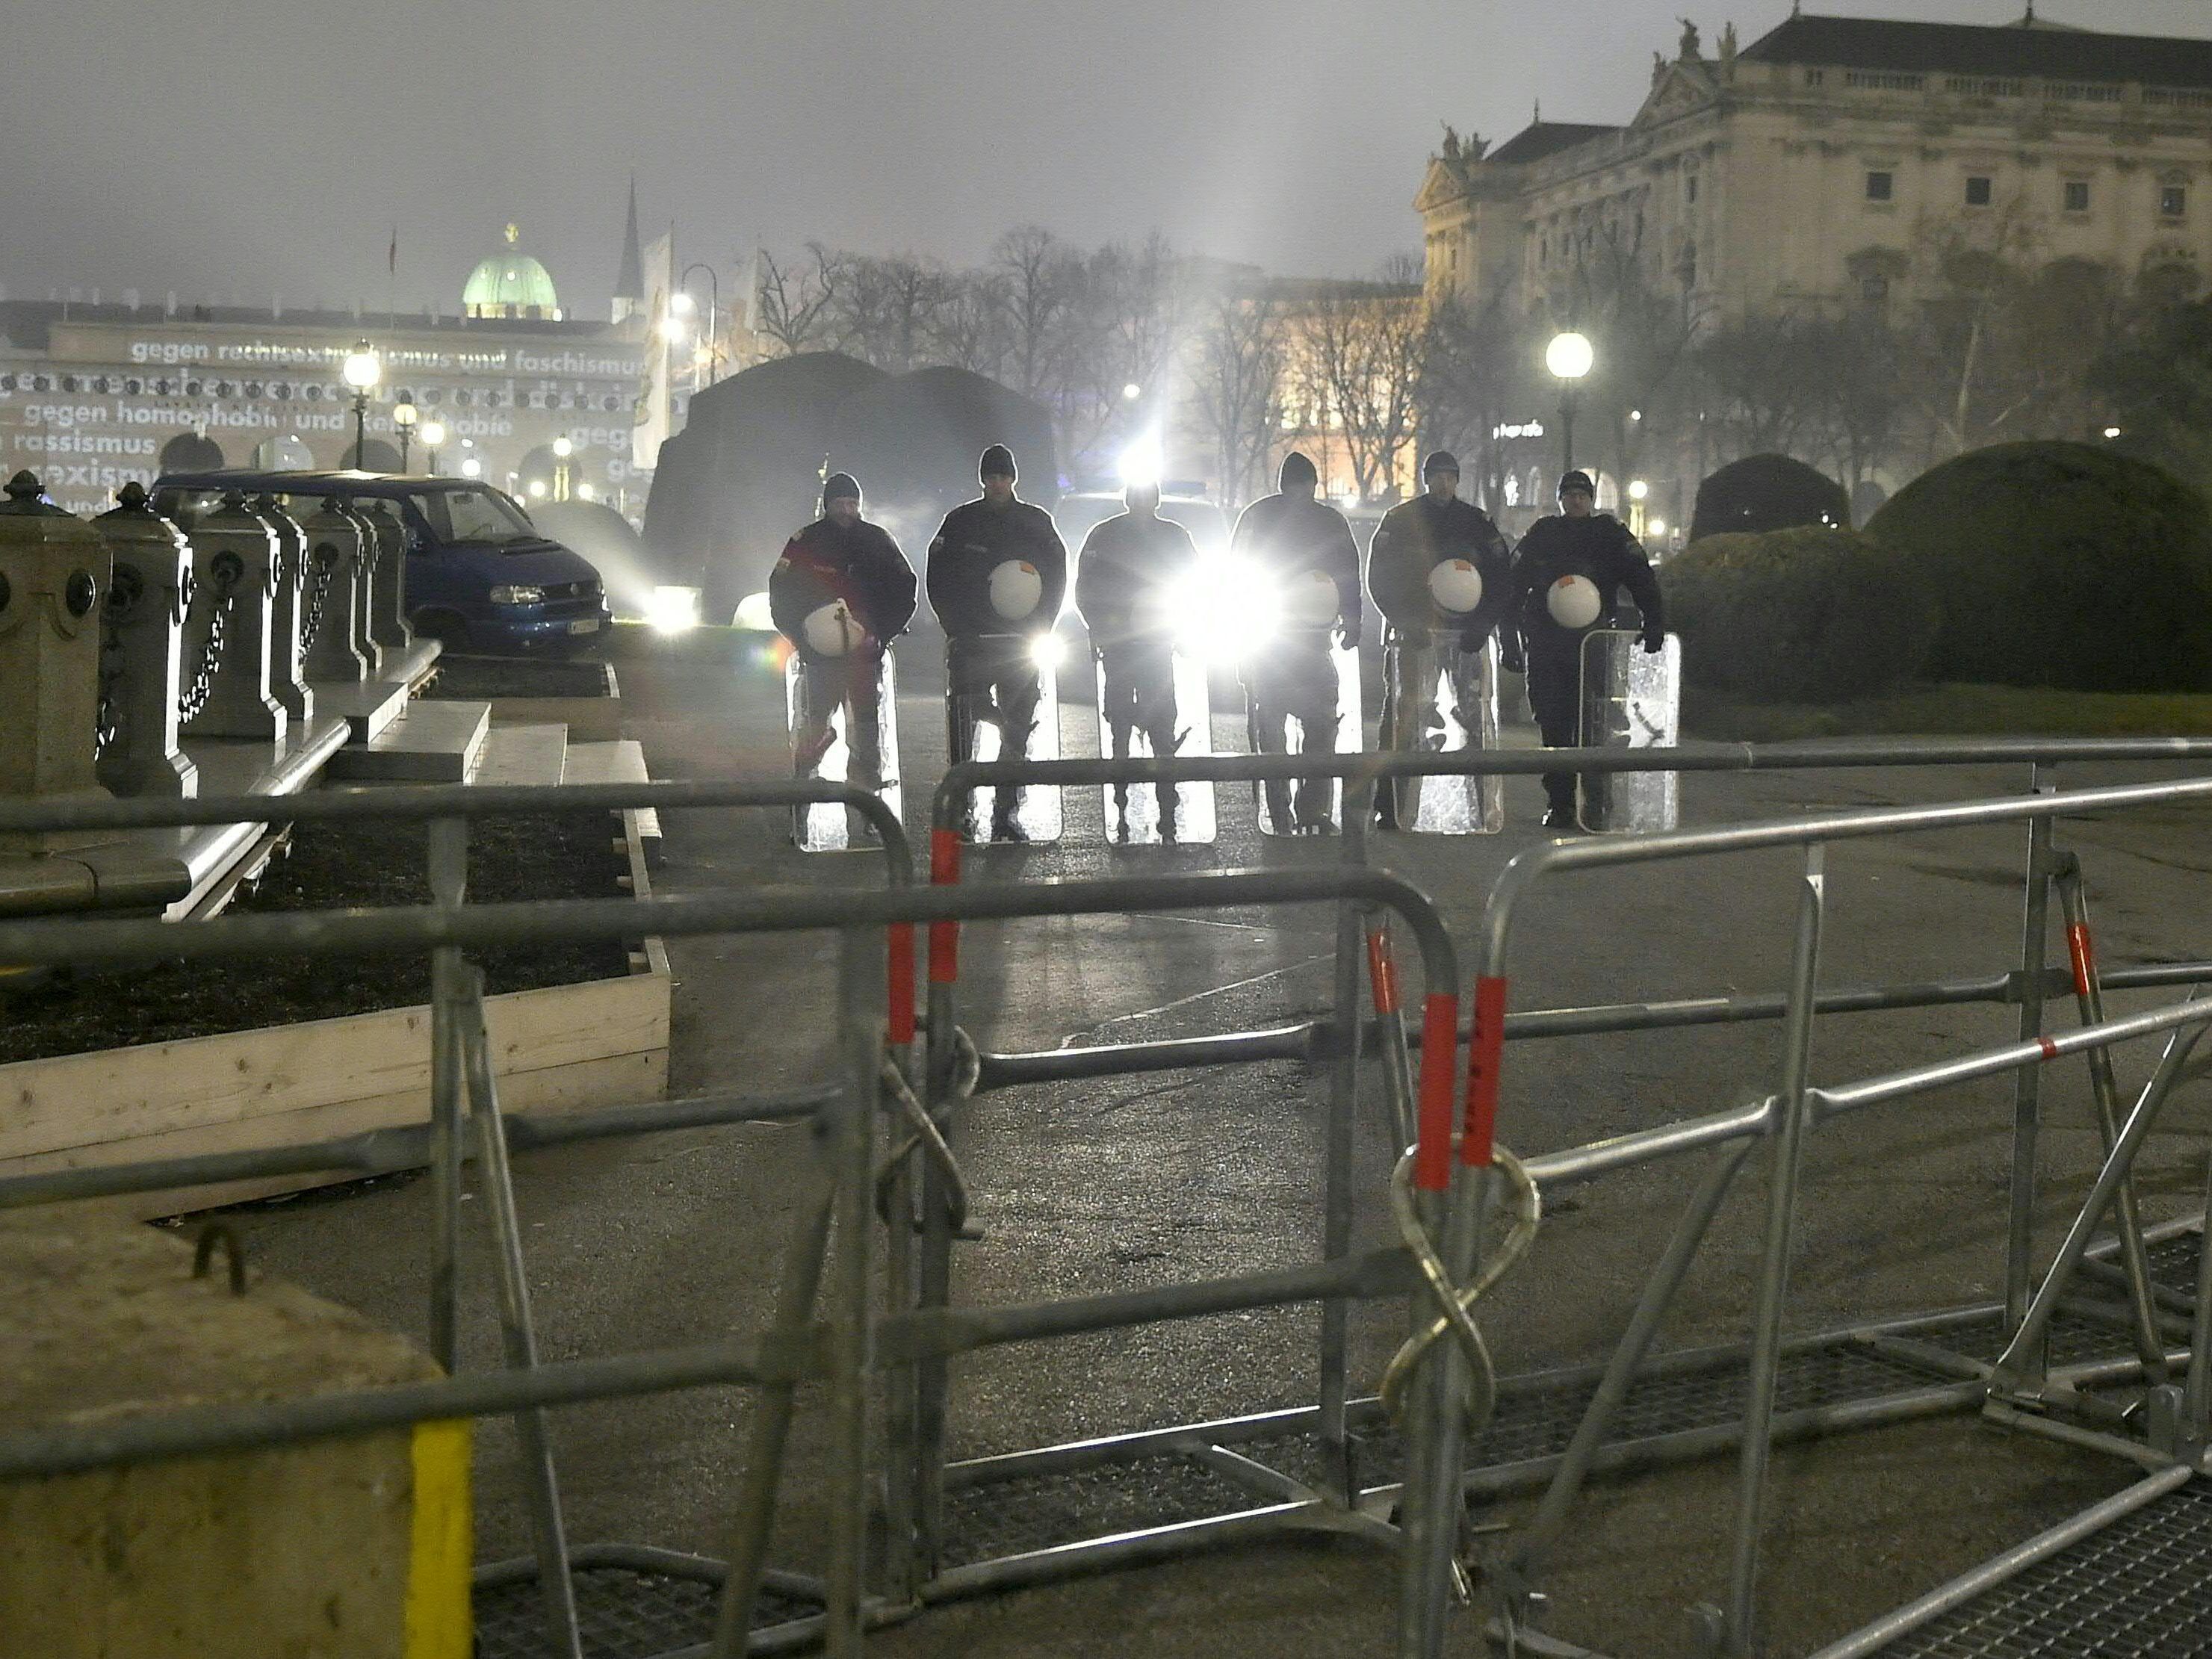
<box><xmin>0</xmin><ymin>780</ymin><xmax>1493</xmax><ymax>1659</ymax></box>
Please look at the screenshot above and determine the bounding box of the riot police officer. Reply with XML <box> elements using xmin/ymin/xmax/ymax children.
<box><xmin>1229</xmin><ymin>451</ymin><xmax>1362</xmax><ymax>833</ymax></box>
<box><xmin>1075</xmin><ymin>478</ymin><xmax>1200</xmax><ymax>842</ymax></box>
<box><xmin>1366</xmin><ymin>449</ymin><xmax>1512</xmax><ymax>831</ymax></box>
<box><xmin>1505</xmin><ymin>470</ymin><xmax>1664</xmax><ymax>829</ymax></box>
<box><xmin>769</xmin><ymin>471</ymin><xmax>917</xmax><ymax>799</ymax></box>
<box><xmin>926</xmin><ymin>445</ymin><xmax>1068</xmax><ymax>840</ymax></box>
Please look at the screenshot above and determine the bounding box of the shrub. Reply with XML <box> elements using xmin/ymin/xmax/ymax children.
<box><xmin>1867</xmin><ymin>441</ymin><xmax>2212</xmax><ymax>692</ymax></box>
<box><xmin>1688</xmin><ymin>453</ymin><xmax>1853</xmax><ymax>542</ymax></box>
<box><xmin>1667</xmin><ymin>526</ymin><xmax>1939</xmax><ymax>702</ymax></box>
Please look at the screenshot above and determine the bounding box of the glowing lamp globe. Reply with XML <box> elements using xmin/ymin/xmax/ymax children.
<box><xmin>341</xmin><ymin>343</ymin><xmax>381</xmax><ymax>391</ymax></box>
<box><xmin>1545</xmin><ymin>331</ymin><xmax>1594</xmax><ymax>382</ymax></box>
<box><xmin>1426</xmin><ymin>559</ymin><xmax>1484</xmax><ymax>614</ymax></box>
<box><xmin>988</xmin><ymin>559</ymin><xmax>1044</xmax><ymax>622</ymax></box>
<box><xmin>1546</xmin><ymin>574</ymin><xmax>1603</xmax><ymax>630</ymax></box>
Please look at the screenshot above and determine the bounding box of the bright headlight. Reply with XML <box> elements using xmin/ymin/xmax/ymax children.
<box><xmin>648</xmin><ymin>585</ymin><xmax>703</xmax><ymax>634</ymax></box>
<box><xmin>490</xmin><ymin>583</ymin><xmax>545</xmax><ymax>607</ymax></box>
<box><xmin>1029</xmin><ymin>633</ymin><xmax>1068</xmax><ymax>671</ymax></box>
<box><xmin>1166</xmin><ymin>554</ymin><xmax>1277</xmax><ymax>663</ymax></box>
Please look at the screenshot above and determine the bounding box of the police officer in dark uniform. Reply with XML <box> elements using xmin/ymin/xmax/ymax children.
<box><xmin>1229</xmin><ymin>451</ymin><xmax>1362</xmax><ymax>833</ymax></box>
<box><xmin>769</xmin><ymin>471</ymin><xmax>917</xmax><ymax>797</ymax></box>
<box><xmin>1505</xmin><ymin>469</ymin><xmax>1665</xmax><ymax>829</ymax></box>
<box><xmin>926</xmin><ymin>444</ymin><xmax>1068</xmax><ymax>840</ymax></box>
<box><xmin>1075</xmin><ymin>478</ymin><xmax>1199</xmax><ymax>843</ymax></box>
<box><xmin>1366</xmin><ymin>449</ymin><xmax>1513</xmax><ymax>831</ymax></box>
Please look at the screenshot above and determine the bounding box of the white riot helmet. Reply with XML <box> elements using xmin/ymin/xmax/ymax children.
<box><xmin>802</xmin><ymin>599</ymin><xmax>864</xmax><ymax>657</ymax></box>
<box><xmin>1426</xmin><ymin>559</ymin><xmax>1484</xmax><ymax>614</ymax></box>
<box><xmin>1546</xmin><ymin>574</ymin><xmax>1603</xmax><ymax>630</ymax></box>
<box><xmin>1283</xmin><ymin>569</ymin><xmax>1342</xmax><ymax>628</ymax></box>
<box><xmin>988</xmin><ymin>559</ymin><xmax>1044</xmax><ymax>622</ymax></box>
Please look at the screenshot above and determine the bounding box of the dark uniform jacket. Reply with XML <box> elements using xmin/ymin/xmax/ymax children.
<box><xmin>1074</xmin><ymin>512</ymin><xmax>1198</xmax><ymax>651</ymax></box>
<box><xmin>1228</xmin><ymin>493</ymin><xmax>1363</xmax><ymax>638</ymax></box>
<box><xmin>1366</xmin><ymin>494</ymin><xmax>1512</xmax><ymax>645</ymax></box>
<box><xmin>1507</xmin><ymin>512</ymin><xmax>1663</xmax><ymax>666</ymax></box>
<box><xmin>768</xmin><ymin>515</ymin><xmax>917</xmax><ymax>657</ymax></box>
<box><xmin>925</xmin><ymin>497</ymin><xmax>1068</xmax><ymax>637</ymax></box>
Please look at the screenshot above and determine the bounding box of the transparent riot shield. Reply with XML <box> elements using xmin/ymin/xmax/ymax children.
<box><xmin>1093</xmin><ymin>645</ymin><xmax>1215</xmax><ymax>846</ymax></box>
<box><xmin>1577</xmin><ymin>628</ymin><xmax>1682</xmax><ymax>834</ymax></box>
<box><xmin>1382</xmin><ymin>631</ymin><xmax>1504</xmax><ymax>835</ymax></box>
<box><xmin>1248</xmin><ymin>633</ymin><xmax>1363</xmax><ymax>838</ymax></box>
<box><xmin>786</xmin><ymin>649</ymin><xmax>902</xmax><ymax>852</ymax></box>
<box><xmin>946</xmin><ymin>634</ymin><xmax>1063</xmax><ymax>846</ymax></box>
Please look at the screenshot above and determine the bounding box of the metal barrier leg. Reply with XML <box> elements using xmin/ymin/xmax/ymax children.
<box><xmin>1720</xmin><ymin>844</ymin><xmax>1826</xmax><ymax>1657</ymax></box>
<box><xmin>1319</xmin><ymin>787</ymin><xmax>1369</xmax><ymax>1501</ymax></box>
<box><xmin>2054</xmin><ymin>856</ymin><xmax>2169</xmax><ymax>1383</ymax></box>
<box><xmin>2185</xmin><ymin>1143</ymin><xmax>2212</xmax><ymax>1445</ymax></box>
<box><xmin>709</xmin><ymin>1165</ymin><xmax>837</xmax><ymax>1658</ymax></box>
<box><xmin>459</xmin><ymin>970</ymin><xmax>584</xmax><ymax>1659</ymax></box>
<box><xmin>917</xmin><ymin>835</ymin><xmax>960</xmax><ymax>1578</ymax></box>
<box><xmin>427</xmin><ymin>813</ymin><xmax>469</xmax><ymax>1374</ymax></box>
<box><xmin>1366</xmin><ymin>920</ymin><xmax>1417</xmax><ymax>1153</ymax></box>
<box><xmin>2004</xmin><ymin>763</ymin><xmax>2057</xmax><ymax>1333</ymax></box>
<box><xmin>1509</xmin><ymin>1140</ymin><xmax>1756</xmax><ymax>1590</ymax></box>
<box><xmin>880</xmin><ymin>1047</ymin><xmax>920</xmax><ymax>1601</ymax></box>
<box><xmin>826</xmin><ymin>924</ymin><xmax>884</xmax><ymax>1655</ymax></box>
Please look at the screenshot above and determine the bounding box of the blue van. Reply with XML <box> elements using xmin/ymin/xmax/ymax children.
<box><xmin>151</xmin><ymin>470</ymin><xmax>610</xmax><ymax>654</ymax></box>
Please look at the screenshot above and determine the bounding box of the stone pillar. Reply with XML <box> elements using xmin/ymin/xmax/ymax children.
<box><xmin>356</xmin><ymin>497</ymin><xmax>416</xmax><ymax>660</ymax></box>
<box><xmin>0</xmin><ymin>472</ymin><xmax>112</xmax><ymax>854</ymax></box>
<box><xmin>298</xmin><ymin>498</ymin><xmax>368</xmax><ymax>685</ymax></box>
<box><xmin>90</xmin><ymin>483</ymin><xmax>197</xmax><ymax>799</ymax></box>
<box><xmin>334</xmin><ymin>496</ymin><xmax>385</xmax><ymax>677</ymax></box>
<box><xmin>179</xmin><ymin>492</ymin><xmax>285</xmax><ymax>744</ymax></box>
<box><xmin>249</xmin><ymin>495</ymin><xmax>315</xmax><ymax>726</ymax></box>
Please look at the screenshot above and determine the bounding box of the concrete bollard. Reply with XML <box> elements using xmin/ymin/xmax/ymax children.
<box><xmin>299</xmin><ymin>497</ymin><xmax>369</xmax><ymax>685</ymax></box>
<box><xmin>335</xmin><ymin>495</ymin><xmax>386</xmax><ymax>677</ymax></box>
<box><xmin>90</xmin><ymin>482</ymin><xmax>197</xmax><ymax>799</ymax></box>
<box><xmin>179</xmin><ymin>491</ymin><xmax>286</xmax><ymax>743</ymax></box>
<box><xmin>358</xmin><ymin>496</ymin><xmax>417</xmax><ymax>660</ymax></box>
<box><xmin>250</xmin><ymin>494</ymin><xmax>315</xmax><ymax>726</ymax></box>
<box><xmin>0</xmin><ymin>471</ymin><xmax>113</xmax><ymax>855</ymax></box>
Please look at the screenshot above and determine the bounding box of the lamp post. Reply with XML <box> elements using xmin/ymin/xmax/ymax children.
<box><xmin>420</xmin><ymin>418</ymin><xmax>447</xmax><ymax>475</ymax></box>
<box><xmin>1628</xmin><ymin>477</ymin><xmax>1649</xmax><ymax>539</ymax></box>
<box><xmin>552</xmin><ymin>435</ymin><xmax>573</xmax><ymax>503</ymax></box>
<box><xmin>392</xmin><ymin>398</ymin><xmax>418</xmax><ymax>470</ymax></box>
<box><xmin>1544</xmin><ymin>329</ymin><xmax>1593</xmax><ymax>478</ymax></box>
<box><xmin>341</xmin><ymin>341</ymin><xmax>381</xmax><ymax>469</ymax></box>
<box><xmin>678</xmin><ymin>263</ymin><xmax>721</xmax><ymax>384</ymax></box>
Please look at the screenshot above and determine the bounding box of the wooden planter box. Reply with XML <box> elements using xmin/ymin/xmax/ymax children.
<box><xmin>0</xmin><ymin>801</ymin><xmax>669</xmax><ymax>1220</ymax></box>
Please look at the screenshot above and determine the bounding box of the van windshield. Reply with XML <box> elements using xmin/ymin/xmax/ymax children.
<box><xmin>409</xmin><ymin>486</ymin><xmax>539</xmax><ymax>545</ymax></box>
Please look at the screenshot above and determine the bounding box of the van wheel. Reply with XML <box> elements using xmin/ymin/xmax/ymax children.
<box><xmin>413</xmin><ymin>610</ymin><xmax>469</xmax><ymax>650</ymax></box>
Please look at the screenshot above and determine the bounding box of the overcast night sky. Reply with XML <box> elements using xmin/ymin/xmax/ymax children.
<box><xmin>5</xmin><ymin>0</ymin><xmax>2211</xmax><ymax>317</ymax></box>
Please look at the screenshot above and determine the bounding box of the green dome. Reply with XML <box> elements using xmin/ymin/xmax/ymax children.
<box><xmin>462</xmin><ymin>224</ymin><xmax>560</xmax><ymax>318</ymax></box>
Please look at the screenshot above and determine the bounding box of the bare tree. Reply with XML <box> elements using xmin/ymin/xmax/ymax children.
<box><xmin>992</xmin><ymin>224</ymin><xmax>1083</xmax><ymax>409</ymax></box>
<box><xmin>1188</xmin><ymin>288</ymin><xmax>1289</xmax><ymax>509</ymax></box>
<box><xmin>827</xmin><ymin>254</ymin><xmax>954</xmax><ymax>373</ymax></box>
<box><xmin>1305</xmin><ymin>262</ymin><xmax>1425</xmax><ymax>501</ymax></box>
<box><xmin>753</xmin><ymin>245</ymin><xmax>845</xmax><ymax>357</ymax></box>
<box><xmin>927</xmin><ymin>270</ymin><xmax>1014</xmax><ymax>381</ymax></box>
<box><xmin>1419</xmin><ymin>287</ymin><xmax>1534</xmax><ymax>516</ymax></box>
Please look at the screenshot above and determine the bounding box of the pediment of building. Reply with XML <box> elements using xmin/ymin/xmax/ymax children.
<box><xmin>1416</xmin><ymin>155</ymin><xmax>1475</xmax><ymax>214</ymax></box>
<box><xmin>1632</xmin><ymin>61</ymin><xmax>1718</xmax><ymax>128</ymax></box>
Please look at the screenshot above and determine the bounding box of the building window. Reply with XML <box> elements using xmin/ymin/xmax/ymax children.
<box><xmin>2064</xmin><ymin>179</ymin><xmax>2092</xmax><ymax>214</ymax></box>
<box><xmin>2163</xmin><ymin>184</ymin><xmax>2188</xmax><ymax>219</ymax></box>
<box><xmin>1965</xmin><ymin>176</ymin><xmax>1992</xmax><ymax>207</ymax></box>
<box><xmin>1687</xmin><ymin>173</ymin><xmax>1700</xmax><ymax>205</ymax></box>
<box><xmin>1865</xmin><ymin>170</ymin><xmax>1895</xmax><ymax>202</ymax></box>
<box><xmin>1806</xmin><ymin>69</ymin><xmax>1824</xmax><ymax>87</ymax></box>
<box><xmin>1860</xmin><ymin>274</ymin><xmax>1891</xmax><ymax>304</ymax></box>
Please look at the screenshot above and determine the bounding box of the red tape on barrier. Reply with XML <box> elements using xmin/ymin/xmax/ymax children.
<box><xmin>928</xmin><ymin>829</ymin><xmax>961</xmax><ymax>984</ymax></box>
<box><xmin>2039</xmin><ymin>1035</ymin><xmax>2059</xmax><ymax>1061</ymax></box>
<box><xmin>1415</xmin><ymin>993</ymin><xmax>1460</xmax><ymax>1192</ymax></box>
<box><xmin>887</xmin><ymin>924</ymin><xmax>916</xmax><ymax>1044</ymax></box>
<box><xmin>2067</xmin><ymin>922</ymin><xmax>2095</xmax><ymax>999</ymax></box>
<box><xmin>1462</xmin><ymin>975</ymin><xmax>1508</xmax><ymax>1168</ymax></box>
<box><xmin>1366</xmin><ymin>929</ymin><xmax>1399</xmax><ymax>1017</ymax></box>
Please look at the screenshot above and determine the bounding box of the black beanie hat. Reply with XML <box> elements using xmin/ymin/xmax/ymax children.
<box><xmin>1422</xmin><ymin>450</ymin><xmax>1460</xmax><ymax>479</ymax></box>
<box><xmin>1279</xmin><ymin>450</ymin><xmax>1319</xmax><ymax>489</ymax></box>
<box><xmin>1557</xmin><ymin>469</ymin><xmax>1596</xmax><ymax>499</ymax></box>
<box><xmin>979</xmin><ymin>444</ymin><xmax>1017</xmax><ymax>483</ymax></box>
<box><xmin>822</xmin><ymin>471</ymin><xmax>861</xmax><ymax>509</ymax></box>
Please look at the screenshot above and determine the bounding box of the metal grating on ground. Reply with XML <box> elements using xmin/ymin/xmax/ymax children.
<box><xmin>941</xmin><ymin>1452</ymin><xmax>1277</xmax><ymax>1567</ymax></box>
<box><xmin>1885</xmin><ymin>1480</ymin><xmax>2212</xmax><ymax>1657</ymax></box>
<box><xmin>2145</xmin><ymin>1229</ymin><xmax>2202</xmax><ymax>1296</ymax></box>
<box><xmin>474</xmin><ymin>1563</ymin><xmax>819</xmax><ymax>1659</ymax></box>
<box><xmin>1928</xmin><ymin>1308</ymin><xmax>2151</xmax><ymax>1371</ymax></box>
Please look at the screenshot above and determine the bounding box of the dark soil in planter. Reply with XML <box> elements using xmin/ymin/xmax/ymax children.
<box><xmin>424</xmin><ymin>656</ymin><xmax>611</xmax><ymax>700</ymax></box>
<box><xmin>0</xmin><ymin>811</ymin><xmax>633</xmax><ymax>1064</ymax></box>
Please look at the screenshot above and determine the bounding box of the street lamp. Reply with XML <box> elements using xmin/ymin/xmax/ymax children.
<box><xmin>1628</xmin><ymin>477</ymin><xmax>1649</xmax><ymax>537</ymax></box>
<box><xmin>459</xmin><ymin>456</ymin><xmax>482</xmax><ymax>479</ymax></box>
<box><xmin>1545</xmin><ymin>330</ymin><xmax>1593</xmax><ymax>477</ymax></box>
<box><xmin>1121</xmin><ymin>382</ymin><xmax>1142</xmax><ymax>402</ymax></box>
<box><xmin>341</xmin><ymin>341</ymin><xmax>381</xmax><ymax>469</ymax></box>
<box><xmin>419</xmin><ymin>418</ymin><xmax>447</xmax><ymax>474</ymax></box>
<box><xmin>552</xmin><ymin>435</ymin><xmax>573</xmax><ymax>503</ymax></box>
<box><xmin>392</xmin><ymin>397</ymin><xmax>418</xmax><ymax>470</ymax></box>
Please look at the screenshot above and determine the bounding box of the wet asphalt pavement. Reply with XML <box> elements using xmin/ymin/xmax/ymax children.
<box><xmin>231</xmin><ymin>632</ymin><xmax>2212</xmax><ymax>1657</ymax></box>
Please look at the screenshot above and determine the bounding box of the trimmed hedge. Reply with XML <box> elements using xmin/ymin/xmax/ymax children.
<box><xmin>1867</xmin><ymin>441</ymin><xmax>2212</xmax><ymax>692</ymax></box>
<box><xmin>1688</xmin><ymin>453</ymin><xmax>1852</xmax><ymax>542</ymax></box>
<box><xmin>1667</xmin><ymin>527</ymin><xmax>1939</xmax><ymax>703</ymax></box>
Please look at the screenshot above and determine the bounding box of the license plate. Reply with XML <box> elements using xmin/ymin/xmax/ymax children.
<box><xmin>567</xmin><ymin>618</ymin><xmax>600</xmax><ymax>635</ymax></box>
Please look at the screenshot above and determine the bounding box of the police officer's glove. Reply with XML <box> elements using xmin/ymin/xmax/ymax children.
<box><xmin>1640</xmin><ymin>626</ymin><xmax>1666</xmax><ymax>655</ymax></box>
<box><xmin>1336</xmin><ymin>617</ymin><xmax>1361</xmax><ymax>652</ymax></box>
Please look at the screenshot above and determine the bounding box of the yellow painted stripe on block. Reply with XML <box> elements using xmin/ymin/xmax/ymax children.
<box><xmin>406</xmin><ymin>1418</ymin><xmax>474</xmax><ymax>1659</ymax></box>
